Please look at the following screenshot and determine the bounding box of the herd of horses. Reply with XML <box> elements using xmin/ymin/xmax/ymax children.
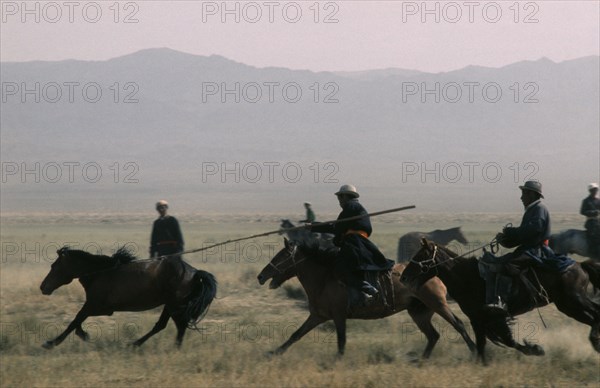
<box><xmin>39</xmin><ymin>222</ymin><xmax>600</xmax><ymax>365</ymax></box>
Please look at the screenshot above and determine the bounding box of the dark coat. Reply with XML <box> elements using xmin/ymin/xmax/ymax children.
<box><xmin>312</xmin><ymin>199</ymin><xmax>393</xmax><ymax>272</ymax></box>
<box><xmin>150</xmin><ymin>216</ymin><xmax>184</xmax><ymax>257</ymax></box>
<box><xmin>580</xmin><ymin>195</ymin><xmax>600</xmax><ymax>231</ymax></box>
<box><xmin>501</xmin><ymin>200</ymin><xmax>551</xmax><ymax>256</ymax></box>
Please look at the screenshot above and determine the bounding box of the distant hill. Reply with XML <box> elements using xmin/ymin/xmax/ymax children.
<box><xmin>1</xmin><ymin>49</ymin><xmax>598</xmax><ymax>214</ymax></box>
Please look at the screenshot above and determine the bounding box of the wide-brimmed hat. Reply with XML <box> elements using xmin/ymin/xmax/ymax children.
<box><xmin>519</xmin><ymin>181</ymin><xmax>543</xmax><ymax>198</ymax></box>
<box><xmin>334</xmin><ymin>184</ymin><xmax>359</xmax><ymax>198</ymax></box>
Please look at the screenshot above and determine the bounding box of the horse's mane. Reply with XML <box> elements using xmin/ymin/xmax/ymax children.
<box><xmin>434</xmin><ymin>243</ymin><xmax>477</xmax><ymax>267</ymax></box>
<box><xmin>60</xmin><ymin>246</ymin><xmax>136</xmax><ymax>265</ymax></box>
<box><xmin>112</xmin><ymin>247</ymin><xmax>137</xmax><ymax>264</ymax></box>
<box><xmin>296</xmin><ymin>240</ymin><xmax>338</xmax><ymax>267</ymax></box>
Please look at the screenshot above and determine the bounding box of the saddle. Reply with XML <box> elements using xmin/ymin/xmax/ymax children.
<box><xmin>480</xmin><ymin>252</ymin><xmax>551</xmax><ymax>312</ymax></box>
<box><xmin>503</xmin><ymin>262</ymin><xmax>550</xmax><ymax>309</ymax></box>
<box><xmin>347</xmin><ymin>270</ymin><xmax>396</xmax><ymax>313</ymax></box>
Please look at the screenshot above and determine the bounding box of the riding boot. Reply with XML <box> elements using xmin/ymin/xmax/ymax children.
<box><xmin>484</xmin><ymin>272</ymin><xmax>507</xmax><ymax>312</ymax></box>
<box><xmin>496</xmin><ymin>275</ymin><xmax>512</xmax><ymax>306</ymax></box>
<box><xmin>484</xmin><ymin>271</ymin><xmax>498</xmax><ymax>305</ymax></box>
<box><xmin>344</xmin><ymin>274</ymin><xmax>377</xmax><ymax>308</ymax></box>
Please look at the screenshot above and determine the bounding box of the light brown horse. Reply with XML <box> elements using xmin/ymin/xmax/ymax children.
<box><xmin>256</xmin><ymin>239</ymin><xmax>476</xmax><ymax>357</ymax></box>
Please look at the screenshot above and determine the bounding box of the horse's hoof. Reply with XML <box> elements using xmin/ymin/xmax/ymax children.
<box><xmin>42</xmin><ymin>341</ymin><xmax>54</xmax><ymax>349</ymax></box>
<box><xmin>524</xmin><ymin>341</ymin><xmax>545</xmax><ymax>356</ymax></box>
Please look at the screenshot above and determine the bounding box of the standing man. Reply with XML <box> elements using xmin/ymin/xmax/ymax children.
<box><xmin>581</xmin><ymin>183</ymin><xmax>600</xmax><ymax>257</ymax></box>
<box><xmin>481</xmin><ymin>181</ymin><xmax>551</xmax><ymax>311</ymax></box>
<box><xmin>299</xmin><ymin>202</ymin><xmax>316</xmax><ymax>223</ymax></box>
<box><xmin>150</xmin><ymin>200</ymin><xmax>184</xmax><ymax>258</ymax></box>
<box><xmin>310</xmin><ymin>184</ymin><xmax>393</xmax><ymax>302</ymax></box>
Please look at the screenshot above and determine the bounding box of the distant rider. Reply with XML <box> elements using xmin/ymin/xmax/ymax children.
<box><xmin>299</xmin><ymin>202</ymin><xmax>316</xmax><ymax>223</ymax></box>
<box><xmin>580</xmin><ymin>183</ymin><xmax>600</xmax><ymax>257</ymax></box>
<box><xmin>150</xmin><ymin>200</ymin><xmax>184</xmax><ymax>258</ymax></box>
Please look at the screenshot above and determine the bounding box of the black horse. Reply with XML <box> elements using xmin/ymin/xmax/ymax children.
<box><xmin>400</xmin><ymin>239</ymin><xmax>600</xmax><ymax>364</ymax></box>
<box><xmin>40</xmin><ymin>247</ymin><xmax>217</xmax><ymax>349</ymax></box>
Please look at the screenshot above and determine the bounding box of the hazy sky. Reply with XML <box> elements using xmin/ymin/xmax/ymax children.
<box><xmin>1</xmin><ymin>1</ymin><xmax>598</xmax><ymax>72</ymax></box>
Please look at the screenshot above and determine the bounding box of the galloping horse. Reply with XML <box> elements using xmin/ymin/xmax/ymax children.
<box><xmin>257</xmin><ymin>239</ymin><xmax>475</xmax><ymax>358</ymax></box>
<box><xmin>397</xmin><ymin>227</ymin><xmax>468</xmax><ymax>262</ymax></box>
<box><xmin>400</xmin><ymin>239</ymin><xmax>600</xmax><ymax>364</ymax></box>
<box><xmin>40</xmin><ymin>247</ymin><xmax>217</xmax><ymax>349</ymax></box>
<box><xmin>550</xmin><ymin>229</ymin><xmax>598</xmax><ymax>260</ymax></box>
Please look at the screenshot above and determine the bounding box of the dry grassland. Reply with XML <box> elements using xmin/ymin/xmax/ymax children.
<box><xmin>1</xmin><ymin>213</ymin><xmax>598</xmax><ymax>387</ymax></box>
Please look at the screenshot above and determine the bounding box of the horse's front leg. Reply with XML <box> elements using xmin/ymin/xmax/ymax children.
<box><xmin>75</xmin><ymin>323</ymin><xmax>89</xmax><ymax>341</ymax></box>
<box><xmin>269</xmin><ymin>314</ymin><xmax>325</xmax><ymax>356</ymax></box>
<box><xmin>471</xmin><ymin>321</ymin><xmax>488</xmax><ymax>365</ymax></box>
<box><xmin>42</xmin><ymin>306</ymin><xmax>90</xmax><ymax>349</ymax></box>
<box><xmin>332</xmin><ymin>314</ymin><xmax>347</xmax><ymax>356</ymax></box>
<box><xmin>484</xmin><ymin>314</ymin><xmax>545</xmax><ymax>358</ymax></box>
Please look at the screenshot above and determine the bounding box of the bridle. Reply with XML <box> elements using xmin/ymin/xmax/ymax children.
<box><xmin>409</xmin><ymin>245</ymin><xmax>445</xmax><ymax>275</ymax></box>
<box><xmin>267</xmin><ymin>244</ymin><xmax>306</xmax><ymax>275</ymax></box>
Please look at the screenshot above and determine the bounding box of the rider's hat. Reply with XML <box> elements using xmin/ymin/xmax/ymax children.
<box><xmin>589</xmin><ymin>183</ymin><xmax>599</xmax><ymax>191</ymax></box>
<box><xmin>334</xmin><ymin>184</ymin><xmax>360</xmax><ymax>198</ymax></box>
<box><xmin>519</xmin><ymin>181</ymin><xmax>543</xmax><ymax>198</ymax></box>
<box><xmin>156</xmin><ymin>200</ymin><xmax>169</xmax><ymax>209</ymax></box>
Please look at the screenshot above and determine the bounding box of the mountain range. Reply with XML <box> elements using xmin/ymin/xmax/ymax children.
<box><xmin>1</xmin><ymin>49</ymin><xmax>598</xmax><ymax>214</ymax></box>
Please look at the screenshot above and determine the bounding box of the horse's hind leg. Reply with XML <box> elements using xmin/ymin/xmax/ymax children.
<box><xmin>407</xmin><ymin>302</ymin><xmax>440</xmax><ymax>359</ymax></box>
<box><xmin>132</xmin><ymin>306</ymin><xmax>170</xmax><ymax>347</ymax></box>
<box><xmin>172</xmin><ymin>314</ymin><xmax>188</xmax><ymax>348</ymax></box>
<box><xmin>423</xmin><ymin>299</ymin><xmax>476</xmax><ymax>354</ymax></box>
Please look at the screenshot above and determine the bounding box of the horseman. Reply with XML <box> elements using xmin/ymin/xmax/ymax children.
<box><xmin>480</xmin><ymin>181</ymin><xmax>551</xmax><ymax>312</ymax></box>
<box><xmin>308</xmin><ymin>185</ymin><xmax>393</xmax><ymax>303</ymax></box>
<box><xmin>299</xmin><ymin>202</ymin><xmax>316</xmax><ymax>223</ymax></box>
<box><xmin>580</xmin><ymin>183</ymin><xmax>600</xmax><ymax>257</ymax></box>
<box><xmin>150</xmin><ymin>200</ymin><xmax>184</xmax><ymax>258</ymax></box>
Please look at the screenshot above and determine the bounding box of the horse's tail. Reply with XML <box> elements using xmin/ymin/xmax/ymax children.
<box><xmin>184</xmin><ymin>270</ymin><xmax>218</xmax><ymax>330</ymax></box>
<box><xmin>581</xmin><ymin>260</ymin><xmax>600</xmax><ymax>293</ymax></box>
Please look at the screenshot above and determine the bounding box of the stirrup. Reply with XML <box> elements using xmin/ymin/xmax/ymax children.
<box><xmin>484</xmin><ymin>297</ymin><xmax>507</xmax><ymax>312</ymax></box>
<box><xmin>360</xmin><ymin>281</ymin><xmax>379</xmax><ymax>297</ymax></box>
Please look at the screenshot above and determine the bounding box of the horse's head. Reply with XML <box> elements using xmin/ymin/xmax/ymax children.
<box><xmin>453</xmin><ymin>227</ymin><xmax>468</xmax><ymax>245</ymax></box>
<box><xmin>280</xmin><ymin>219</ymin><xmax>294</xmax><ymax>229</ymax></box>
<box><xmin>400</xmin><ymin>238</ymin><xmax>446</xmax><ymax>290</ymax></box>
<box><xmin>257</xmin><ymin>238</ymin><xmax>300</xmax><ymax>289</ymax></box>
<box><xmin>40</xmin><ymin>247</ymin><xmax>76</xmax><ymax>295</ymax></box>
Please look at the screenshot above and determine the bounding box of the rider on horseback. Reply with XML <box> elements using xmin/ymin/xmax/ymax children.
<box><xmin>308</xmin><ymin>185</ymin><xmax>393</xmax><ymax>304</ymax></box>
<box><xmin>480</xmin><ymin>181</ymin><xmax>551</xmax><ymax>312</ymax></box>
<box><xmin>580</xmin><ymin>183</ymin><xmax>600</xmax><ymax>258</ymax></box>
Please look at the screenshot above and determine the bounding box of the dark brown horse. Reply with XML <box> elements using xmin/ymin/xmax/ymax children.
<box><xmin>40</xmin><ymin>247</ymin><xmax>217</xmax><ymax>349</ymax></box>
<box><xmin>400</xmin><ymin>239</ymin><xmax>600</xmax><ymax>364</ymax></box>
<box><xmin>256</xmin><ymin>239</ymin><xmax>475</xmax><ymax>358</ymax></box>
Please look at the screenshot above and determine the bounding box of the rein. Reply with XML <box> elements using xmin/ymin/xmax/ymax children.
<box><xmin>268</xmin><ymin>245</ymin><xmax>306</xmax><ymax>274</ymax></box>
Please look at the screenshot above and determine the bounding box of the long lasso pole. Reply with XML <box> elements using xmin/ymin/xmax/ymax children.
<box><xmin>156</xmin><ymin>205</ymin><xmax>416</xmax><ymax>259</ymax></box>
